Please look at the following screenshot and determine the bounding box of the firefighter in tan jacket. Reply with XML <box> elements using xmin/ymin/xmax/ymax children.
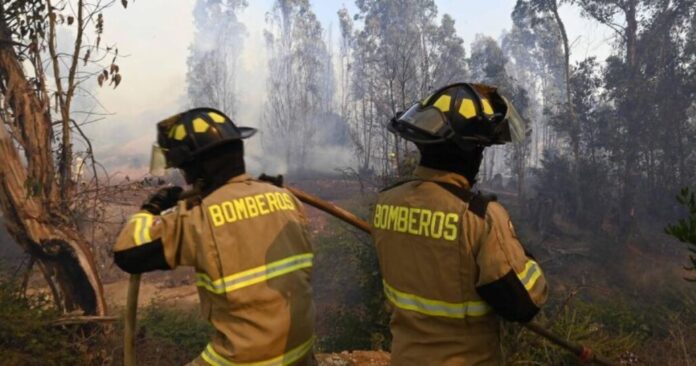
<box><xmin>373</xmin><ymin>83</ymin><xmax>548</xmax><ymax>365</ymax></box>
<box><xmin>113</xmin><ymin>108</ymin><xmax>316</xmax><ymax>366</ymax></box>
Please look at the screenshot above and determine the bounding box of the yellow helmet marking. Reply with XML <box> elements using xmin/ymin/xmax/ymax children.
<box><xmin>193</xmin><ymin>118</ymin><xmax>210</xmax><ymax>133</ymax></box>
<box><xmin>481</xmin><ymin>99</ymin><xmax>494</xmax><ymax>115</ymax></box>
<box><xmin>433</xmin><ymin>95</ymin><xmax>452</xmax><ymax>112</ymax></box>
<box><xmin>459</xmin><ymin>98</ymin><xmax>477</xmax><ymax>119</ymax></box>
<box><xmin>173</xmin><ymin>124</ymin><xmax>187</xmax><ymax>140</ymax></box>
<box><xmin>160</xmin><ymin>115</ymin><xmax>179</xmax><ymax>132</ymax></box>
<box><xmin>208</xmin><ymin>112</ymin><xmax>226</xmax><ymax>123</ymax></box>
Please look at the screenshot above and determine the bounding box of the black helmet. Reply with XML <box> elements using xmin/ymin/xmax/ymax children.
<box><xmin>388</xmin><ymin>83</ymin><xmax>528</xmax><ymax>148</ymax></box>
<box><xmin>150</xmin><ymin>108</ymin><xmax>256</xmax><ymax>175</ymax></box>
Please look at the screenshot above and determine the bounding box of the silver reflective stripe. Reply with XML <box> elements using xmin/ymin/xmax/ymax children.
<box><xmin>196</xmin><ymin>253</ymin><xmax>313</xmax><ymax>294</ymax></box>
<box><xmin>131</xmin><ymin>213</ymin><xmax>153</xmax><ymax>246</ymax></box>
<box><xmin>383</xmin><ymin>280</ymin><xmax>491</xmax><ymax>318</ymax></box>
<box><xmin>520</xmin><ymin>264</ymin><xmax>538</xmax><ymax>284</ymax></box>
<box><xmin>517</xmin><ymin>260</ymin><xmax>542</xmax><ymax>291</ymax></box>
<box><xmin>200</xmin><ymin>336</ymin><xmax>315</xmax><ymax>366</ymax></box>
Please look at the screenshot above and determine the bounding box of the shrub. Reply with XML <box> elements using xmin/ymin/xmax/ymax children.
<box><xmin>0</xmin><ymin>278</ymin><xmax>83</xmax><ymax>365</ymax></box>
<box><xmin>502</xmin><ymin>299</ymin><xmax>645</xmax><ymax>365</ymax></box>
<box><xmin>312</xmin><ymin>218</ymin><xmax>391</xmax><ymax>352</ymax></box>
<box><xmin>137</xmin><ymin>304</ymin><xmax>213</xmax><ymax>359</ymax></box>
<box><xmin>665</xmin><ymin>187</ymin><xmax>696</xmax><ymax>281</ymax></box>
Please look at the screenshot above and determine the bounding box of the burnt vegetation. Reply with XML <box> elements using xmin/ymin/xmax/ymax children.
<box><xmin>0</xmin><ymin>0</ymin><xmax>695</xmax><ymax>365</ymax></box>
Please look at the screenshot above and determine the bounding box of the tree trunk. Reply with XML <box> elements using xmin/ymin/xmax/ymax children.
<box><xmin>550</xmin><ymin>0</ymin><xmax>583</xmax><ymax>220</ymax></box>
<box><xmin>0</xmin><ymin>34</ymin><xmax>106</xmax><ymax>316</ymax></box>
<box><xmin>619</xmin><ymin>0</ymin><xmax>639</xmax><ymax>240</ymax></box>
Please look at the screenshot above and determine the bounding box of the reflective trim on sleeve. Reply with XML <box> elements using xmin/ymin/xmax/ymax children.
<box><xmin>196</xmin><ymin>253</ymin><xmax>313</xmax><ymax>295</ymax></box>
<box><xmin>130</xmin><ymin>213</ymin><xmax>154</xmax><ymax>246</ymax></box>
<box><xmin>383</xmin><ymin>280</ymin><xmax>491</xmax><ymax>318</ymax></box>
<box><xmin>200</xmin><ymin>335</ymin><xmax>315</xmax><ymax>366</ymax></box>
<box><xmin>517</xmin><ymin>260</ymin><xmax>542</xmax><ymax>291</ymax></box>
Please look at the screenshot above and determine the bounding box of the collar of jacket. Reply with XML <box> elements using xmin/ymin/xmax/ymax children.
<box><xmin>226</xmin><ymin>173</ymin><xmax>252</xmax><ymax>184</ymax></box>
<box><xmin>414</xmin><ymin>165</ymin><xmax>471</xmax><ymax>190</ymax></box>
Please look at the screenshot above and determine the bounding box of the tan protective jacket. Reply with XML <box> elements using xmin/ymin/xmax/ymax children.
<box><xmin>372</xmin><ymin>166</ymin><xmax>548</xmax><ymax>366</ymax></box>
<box><xmin>114</xmin><ymin>174</ymin><xmax>315</xmax><ymax>366</ymax></box>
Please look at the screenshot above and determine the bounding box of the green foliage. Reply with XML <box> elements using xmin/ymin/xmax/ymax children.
<box><xmin>312</xmin><ymin>218</ymin><xmax>391</xmax><ymax>352</ymax></box>
<box><xmin>503</xmin><ymin>289</ymin><xmax>696</xmax><ymax>365</ymax></box>
<box><xmin>339</xmin><ymin>0</ymin><xmax>471</xmax><ymax>178</ymax></box>
<box><xmin>0</xmin><ymin>278</ymin><xmax>82</xmax><ymax>366</ymax></box>
<box><xmin>518</xmin><ymin>0</ymin><xmax>696</xmax><ymax>234</ymax></box>
<box><xmin>503</xmin><ymin>299</ymin><xmax>645</xmax><ymax>365</ymax></box>
<box><xmin>139</xmin><ymin>304</ymin><xmax>213</xmax><ymax>356</ymax></box>
<box><xmin>665</xmin><ymin>187</ymin><xmax>696</xmax><ymax>281</ymax></box>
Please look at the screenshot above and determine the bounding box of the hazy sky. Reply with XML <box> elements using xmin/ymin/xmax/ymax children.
<box><xmin>88</xmin><ymin>0</ymin><xmax>614</xmax><ymax>176</ymax></box>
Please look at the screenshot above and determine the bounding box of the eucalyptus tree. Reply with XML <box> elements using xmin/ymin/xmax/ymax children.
<box><xmin>340</xmin><ymin>0</ymin><xmax>468</xmax><ymax>179</ymax></box>
<box><xmin>515</xmin><ymin>0</ymin><xmax>696</xmax><ymax>235</ymax></box>
<box><xmin>505</xmin><ymin>3</ymin><xmax>565</xmax><ymax>162</ymax></box>
<box><xmin>262</xmin><ymin>0</ymin><xmax>335</xmax><ymax>173</ymax></box>
<box><xmin>566</xmin><ymin>1</ymin><xmax>696</xmax><ymax>223</ymax></box>
<box><xmin>187</xmin><ymin>0</ymin><xmax>248</xmax><ymax>115</ymax></box>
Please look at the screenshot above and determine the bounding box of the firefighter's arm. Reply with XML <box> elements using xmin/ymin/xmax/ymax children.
<box><xmin>113</xmin><ymin>187</ymin><xmax>196</xmax><ymax>274</ymax></box>
<box><xmin>474</xmin><ymin>201</ymin><xmax>548</xmax><ymax>322</ymax></box>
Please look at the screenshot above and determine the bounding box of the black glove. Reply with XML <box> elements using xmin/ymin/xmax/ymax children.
<box><xmin>141</xmin><ymin>186</ymin><xmax>183</xmax><ymax>214</ymax></box>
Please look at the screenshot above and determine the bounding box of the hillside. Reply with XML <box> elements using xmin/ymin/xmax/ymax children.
<box><xmin>1</xmin><ymin>177</ymin><xmax>694</xmax><ymax>365</ymax></box>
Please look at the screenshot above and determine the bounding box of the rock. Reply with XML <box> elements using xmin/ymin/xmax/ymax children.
<box><xmin>317</xmin><ymin>351</ymin><xmax>390</xmax><ymax>366</ymax></box>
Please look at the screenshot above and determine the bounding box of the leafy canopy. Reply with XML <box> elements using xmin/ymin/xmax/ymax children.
<box><xmin>665</xmin><ymin>188</ymin><xmax>696</xmax><ymax>281</ymax></box>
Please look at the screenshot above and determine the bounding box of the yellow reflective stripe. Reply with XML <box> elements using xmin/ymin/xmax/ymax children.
<box><xmin>518</xmin><ymin>260</ymin><xmax>542</xmax><ymax>291</ymax></box>
<box><xmin>383</xmin><ymin>280</ymin><xmax>491</xmax><ymax>318</ymax></box>
<box><xmin>131</xmin><ymin>216</ymin><xmax>142</xmax><ymax>245</ymax></box>
<box><xmin>201</xmin><ymin>336</ymin><xmax>315</xmax><ymax>366</ymax></box>
<box><xmin>130</xmin><ymin>213</ymin><xmax>154</xmax><ymax>246</ymax></box>
<box><xmin>196</xmin><ymin>253</ymin><xmax>313</xmax><ymax>295</ymax></box>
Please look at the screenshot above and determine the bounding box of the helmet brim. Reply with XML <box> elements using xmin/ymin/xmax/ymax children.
<box><xmin>238</xmin><ymin>127</ymin><xmax>258</xmax><ymax>139</ymax></box>
<box><xmin>387</xmin><ymin>118</ymin><xmax>448</xmax><ymax>144</ymax></box>
<box><xmin>188</xmin><ymin>126</ymin><xmax>257</xmax><ymax>159</ymax></box>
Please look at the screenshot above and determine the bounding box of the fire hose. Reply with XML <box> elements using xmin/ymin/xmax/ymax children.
<box><xmin>124</xmin><ymin>184</ymin><xmax>618</xmax><ymax>366</ymax></box>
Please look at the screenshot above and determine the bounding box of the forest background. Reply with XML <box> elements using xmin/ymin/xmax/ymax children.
<box><xmin>0</xmin><ymin>0</ymin><xmax>695</xmax><ymax>365</ymax></box>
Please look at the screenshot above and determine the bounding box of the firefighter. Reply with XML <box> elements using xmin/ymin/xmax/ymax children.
<box><xmin>372</xmin><ymin>83</ymin><xmax>548</xmax><ymax>365</ymax></box>
<box><xmin>113</xmin><ymin>108</ymin><xmax>316</xmax><ymax>366</ymax></box>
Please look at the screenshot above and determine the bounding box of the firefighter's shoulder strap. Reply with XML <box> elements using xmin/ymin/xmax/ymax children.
<box><xmin>380</xmin><ymin>179</ymin><xmax>496</xmax><ymax>219</ymax></box>
<box><xmin>432</xmin><ymin>182</ymin><xmax>496</xmax><ymax>219</ymax></box>
<box><xmin>379</xmin><ymin>178</ymin><xmax>417</xmax><ymax>192</ymax></box>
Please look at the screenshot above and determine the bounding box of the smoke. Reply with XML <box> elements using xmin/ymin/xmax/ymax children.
<box><xmin>210</xmin><ymin>1</ymin><xmax>355</xmax><ymax>177</ymax></box>
<box><xmin>244</xmin><ymin>112</ymin><xmax>356</xmax><ymax>176</ymax></box>
<box><xmin>305</xmin><ymin>145</ymin><xmax>357</xmax><ymax>174</ymax></box>
<box><xmin>85</xmin><ymin>0</ymin><xmax>357</xmax><ymax>179</ymax></box>
<box><xmin>86</xmin><ymin>1</ymin><xmax>624</xmax><ymax>181</ymax></box>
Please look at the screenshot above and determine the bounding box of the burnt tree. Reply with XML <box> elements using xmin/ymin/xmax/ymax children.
<box><xmin>0</xmin><ymin>0</ymin><xmax>122</xmax><ymax>316</ymax></box>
